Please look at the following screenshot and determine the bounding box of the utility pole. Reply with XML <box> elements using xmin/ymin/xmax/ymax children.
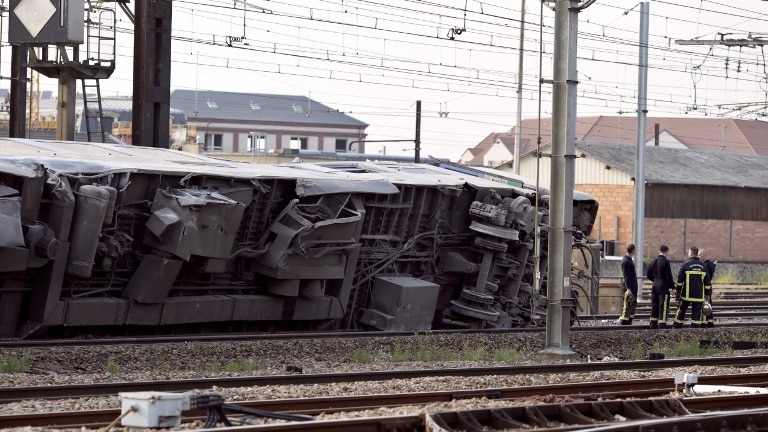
<box><xmin>544</xmin><ymin>0</ymin><xmax>585</xmax><ymax>357</ymax></box>
<box><xmin>634</xmin><ymin>2</ymin><xmax>649</xmax><ymax>298</ymax></box>
<box><xmin>133</xmin><ymin>0</ymin><xmax>173</xmax><ymax>148</ymax></box>
<box><xmin>9</xmin><ymin>45</ymin><xmax>27</xmax><ymax>138</ymax></box>
<box><xmin>414</xmin><ymin>100</ymin><xmax>422</xmax><ymax>163</ymax></box>
<box><xmin>513</xmin><ymin>0</ymin><xmax>526</xmax><ymax>175</ymax></box>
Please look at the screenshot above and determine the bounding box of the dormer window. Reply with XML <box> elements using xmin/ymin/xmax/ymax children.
<box><xmin>292</xmin><ymin>103</ymin><xmax>303</xmax><ymax>114</ymax></box>
<box><xmin>250</xmin><ymin>101</ymin><xmax>261</xmax><ymax>111</ymax></box>
<box><xmin>207</xmin><ymin>99</ymin><xmax>218</xmax><ymax>109</ymax></box>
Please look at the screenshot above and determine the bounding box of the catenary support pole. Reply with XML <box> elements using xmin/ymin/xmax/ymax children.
<box><xmin>132</xmin><ymin>0</ymin><xmax>173</xmax><ymax>148</ymax></box>
<box><xmin>513</xmin><ymin>0</ymin><xmax>526</xmax><ymax>174</ymax></box>
<box><xmin>544</xmin><ymin>0</ymin><xmax>580</xmax><ymax>357</ymax></box>
<box><xmin>56</xmin><ymin>73</ymin><xmax>76</xmax><ymax>141</ymax></box>
<box><xmin>415</xmin><ymin>100</ymin><xmax>422</xmax><ymax>163</ymax></box>
<box><xmin>9</xmin><ymin>45</ymin><xmax>27</xmax><ymax>138</ymax></box>
<box><xmin>634</xmin><ymin>2</ymin><xmax>649</xmax><ymax>298</ymax></box>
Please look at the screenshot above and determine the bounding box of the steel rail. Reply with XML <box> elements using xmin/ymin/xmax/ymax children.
<box><xmin>4</xmin><ymin>321</ymin><xmax>768</xmax><ymax>349</ymax></box>
<box><xmin>2</xmin><ymin>373</ymin><xmax>767</xmax><ymax>429</ymax></box>
<box><xmin>3</xmin><ymin>355</ymin><xmax>768</xmax><ymax>404</ymax></box>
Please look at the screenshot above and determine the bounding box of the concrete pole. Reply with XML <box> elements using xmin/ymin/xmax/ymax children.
<box><xmin>56</xmin><ymin>74</ymin><xmax>76</xmax><ymax>141</ymax></box>
<box><xmin>414</xmin><ymin>100</ymin><xmax>422</xmax><ymax>163</ymax></box>
<box><xmin>634</xmin><ymin>2</ymin><xmax>649</xmax><ymax>298</ymax></box>
<box><xmin>513</xmin><ymin>0</ymin><xmax>526</xmax><ymax>175</ymax></box>
<box><xmin>544</xmin><ymin>0</ymin><xmax>579</xmax><ymax>356</ymax></box>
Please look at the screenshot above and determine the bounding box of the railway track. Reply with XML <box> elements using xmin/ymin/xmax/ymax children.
<box><xmin>4</xmin><ymin>355</ymin><xmax>768</xmax><ymax>404</ymax></box>
<box><xmin>2</xmin><ymin>372</ymin><xmax>767</xmax><ymax>430</ymax></box>
<box><xmin>3</xmin><ymin>321</ymin><xmax>768</xmax><ymax>350</ymax></box>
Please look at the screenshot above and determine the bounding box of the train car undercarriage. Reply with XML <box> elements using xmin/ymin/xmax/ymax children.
<box><xmin>0</xmin><ymin>139</ymin><xmax>598</xmax><ymax>338</ymax></box>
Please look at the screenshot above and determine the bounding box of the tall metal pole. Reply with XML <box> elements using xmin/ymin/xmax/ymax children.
<box><xmin>414</xmin><ymin>100</ymin><xmax>422</xmax><ymax>163</ymax></box>
<box><xmin>9</xmin><ymin>45</ymin><xmax>27</xmax><ymax>138</ymax></box>
<box><xmin>544</xmin><ymin>0</ymin><xmax>579</xmax><ymax>356</ymax></box>
<box><xmin>634</xmin><ymin>2</ymin><xmax>649</xmax><ymax>297</ymax></box>
<box><xmin>513</xmin><ymin>0</ymin><xmax>526</xmax><ymax>175</ymax></box>
<box><xmin>132</xmin><ymin>0</ymin><xmax>173</xmax><ymax>148</ymax></box>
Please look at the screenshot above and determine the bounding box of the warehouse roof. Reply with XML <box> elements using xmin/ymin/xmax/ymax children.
<box><xmin>170</xmin><ymin>90</ymin><xmax>367</xmax><ymax>127</ymax></box>
<box><xmin>577</xmin><ymin>141</ymin><xmax>768</xmax><ymax>189</ymax></box>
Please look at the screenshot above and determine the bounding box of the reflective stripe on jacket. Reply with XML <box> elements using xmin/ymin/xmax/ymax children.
<box><xmin>675</xmin><ymin>257</ymin><xmax>711</xmax><ymax>302</ymax></box>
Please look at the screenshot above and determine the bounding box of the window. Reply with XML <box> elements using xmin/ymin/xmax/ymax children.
<box><xmin>206</xmin><ymin>99</ymin><xmax>218</xmax><ymax>109</ymax></box>
<box><xmin>247</xmin><ymin>134</ymin><xmax>266</xmax><ymax>152</ymax></box>
<box><xmin>205</xmin><ymin>133</ymin><xmax>223</xmax><ymax>151</ymax></box>
<box><xmin>291</xmin><ymin>103</ymin><xmax>303</xmax><ymax>114</ymax></box>
<box><xmin>335</xmin><ymin>138</ymin><xmax>348</xmax><ymax>152</ymax></box>
<box><xmin>290</xmin><ymin>137</ymin><xmax>308</xmax><ymax>150</ymax></box>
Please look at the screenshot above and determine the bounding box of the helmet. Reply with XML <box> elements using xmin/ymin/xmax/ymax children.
<box><xmin>702</xmin><ymin>301</ymin><xmax>712</xmax><ymax>317</ymax></box>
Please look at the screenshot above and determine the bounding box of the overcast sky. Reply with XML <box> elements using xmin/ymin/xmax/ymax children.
<box><xmin>9</xmin><ymin>1</ymin><xmax>768</xmax><ymax>160</ymax></box>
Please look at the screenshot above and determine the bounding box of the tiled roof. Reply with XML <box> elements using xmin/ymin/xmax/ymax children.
<box><xmin>577</xmin><ymin>141</ymin><xmax>768</xmax><ymax>189</ymax></box>
<box><xmin>471</xmin><ymin>116</ymin><xmax>768</xmax><ymax>161</ymax></box>
<box><xmin>579</xmin><ymin>116</ymin><xmax>759</xmax><ymax>154</ymax></box>
<box><xmin>170</xmin><ymin>90</ymin><xmax>367</xmax><ymax>127</ymax></box>
<box><xmin>464</xmin><ymin>131</ymin><xmax>514</xmax><ymax>165</ymax></box>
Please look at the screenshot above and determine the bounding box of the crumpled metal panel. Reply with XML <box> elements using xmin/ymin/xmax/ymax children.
<box><xmin>0</xmin><ymin>197</ymin><xmax>25</xmax><ymax>247</ymax></box>
<box><xmin>295</xmin><ymin>177</ymin><xmax>399</xmax><ymax>197</ymax></box>
<box><xmin>0</xmin><ymin>159</ymin><xmax>43</xmax><ymax>178</ymax></box>
<box><xmin>144</xmin><ymin>189</ymin><xmax>246</xmax><ymax>260</ymax></box>
<box><xmin>255</xmin><ymin>194</ymin><xmax>364</xmax><ymax>280</ymax></box>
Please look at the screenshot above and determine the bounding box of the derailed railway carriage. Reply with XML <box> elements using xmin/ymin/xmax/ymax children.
<box><xmin>0</xmin><ymin>139</ymin><xmax>598</xmax><ymax>338</ymax></box>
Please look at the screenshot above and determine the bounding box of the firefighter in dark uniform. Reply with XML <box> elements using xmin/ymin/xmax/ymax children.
<box><xmin>673</xmin><ymin>246</ymin><xmax>712</xmax><ymax>328</ymax></box>
<box><xmin>646</xmin><ymin>245</ymin><xmax>674</xmax><ymax>329</ymax></box>
<box><xmin>700</xmin><ymin>249</ymin><xmax>716</xmax><ymax>327</ymax></box>
<box><xmin>619</xmin><ymin>244</ymin><xmax>637</xmax><ymax>325</ymax></box>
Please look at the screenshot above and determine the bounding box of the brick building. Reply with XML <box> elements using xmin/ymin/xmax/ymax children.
<box><xmin>501</xmin><ymin>142</ymin><xmax>768</xmax><ymax>262</ymax></box>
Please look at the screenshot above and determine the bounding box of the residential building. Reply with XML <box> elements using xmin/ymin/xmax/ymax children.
<box><xmin>170</xmin><ymin>90</ymin><xmax>367</xmax><ymax>155</ymax></box>
<box><xmin>459</xmin><ymin>131</ymin><xmax>515</xmax><ymax>167</ymax></box>
<box><xmin>464</xmin><ymin>115</ymin><xmax>768</xmax><ymax>169</ymax></box>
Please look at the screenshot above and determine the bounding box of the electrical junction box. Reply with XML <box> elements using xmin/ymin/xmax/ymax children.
<box><xmin>9</xmin><ymin>0</ymin><xmax>85</xmax><ymax>44</ymax></box>
<box><xmin>120</xmin><ymin>392</ymin><xmax>191</xmax><ymax>428</ymax></box>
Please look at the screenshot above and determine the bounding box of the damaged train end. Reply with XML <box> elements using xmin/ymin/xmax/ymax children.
<box><xmin>0</xmin><ymin>139</ymin><xmax>598</xmax><ymax>338</ymax></box>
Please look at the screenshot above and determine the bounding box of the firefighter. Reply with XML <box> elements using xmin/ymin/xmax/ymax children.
<box><xmin>700</xmin><ymin>248</ymin><xmax>716</xmax><ymax>327</ymax></box>
<box><xmin>646</xmin><ymin>245</ymin><xmax>674</xmax><ymax>329</ymax></box>
<box><xmin>672</xmin><ymin>246</ymin><xmax>712</xmax><ymax>328</ymax></box>
<box><xmin>619</xmin><ymin>244</ymin><xmax>637</xmax><ymax>325</ymax></box>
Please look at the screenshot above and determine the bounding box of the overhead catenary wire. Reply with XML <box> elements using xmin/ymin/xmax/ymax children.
<box><xmin>18</xmin><ymin>0</ymin><xmax>768</xmax><ymax>157</ymax></box>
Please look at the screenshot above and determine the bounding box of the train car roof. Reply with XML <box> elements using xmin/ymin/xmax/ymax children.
<box><xmin>0</xmin><ymin>139</ymin><xmax>594</xmax><ymax>202</ymax></box>
<box><xmin>302</xmin><ymin>160</ymin><xmax>530</xmax><ymax>192</ymax></box>
<box><xmin>0</xmin><ymin>138</ymin><xmax>400</xmax><ymax>196</ymax></box>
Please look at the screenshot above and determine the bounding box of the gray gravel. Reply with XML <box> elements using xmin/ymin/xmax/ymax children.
<box><xmin>1</xmin><ymin>327</ymin><xmax>767</xmax><ymax>430</ymax></box>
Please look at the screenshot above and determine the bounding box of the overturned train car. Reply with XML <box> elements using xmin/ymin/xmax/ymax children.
<box><xmin>0</xmin><ymin>139</ymin><xmax>598</xmax><ymax>338</ymax></box>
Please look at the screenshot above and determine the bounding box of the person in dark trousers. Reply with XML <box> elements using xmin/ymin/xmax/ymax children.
<box><xmin>699</xmin><ymin>248</ymin><xmax>716</xmax><ymax>327</ymax></box>
<box><xmin>619</xmin><ymin>244</ymin><xmax>637</xmax><ymax>325</ymax></box>
<box><xmin>673</xmin><ymin>246</ymin><xmax>712</xmax><ymax>328</ymax></box>
<box><xmin>646</xmin><ymin>245</ymin><xmax>675</xmax><ymax>329</ymax></box>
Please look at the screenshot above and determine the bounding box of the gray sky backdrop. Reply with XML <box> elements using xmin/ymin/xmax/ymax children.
<box><xmin>7</xmin><ymin>1</ymin><xmax>768</xmax><ymax>160</ymax></box>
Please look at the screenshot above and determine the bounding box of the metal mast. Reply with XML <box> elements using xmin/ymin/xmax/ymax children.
<box><xmin>513</xmin><ymin>0</ymin><xmax>526</xmax><ymax>175</ymax></box>
<box><xmin>634</xmin><ymin>2</ymin><xmax>649</xmax><ymax>297</ymax></box>
<box><xmin>544</xmin><ymin>0</ymin><xmax>584</xmax><ymax>356</ymax></box>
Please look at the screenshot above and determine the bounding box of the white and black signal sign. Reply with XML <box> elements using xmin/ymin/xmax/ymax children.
<box><xmin>9</xmin><ymin>0</ymin><xmax>84</xmax><ymax>45</ymax></box>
